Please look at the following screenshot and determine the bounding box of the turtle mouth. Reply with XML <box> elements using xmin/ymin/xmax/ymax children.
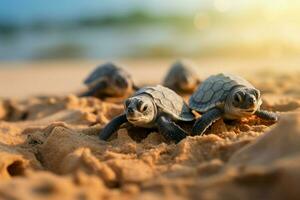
<box><xmin>180</xmin><ymin>79</ymin><xmax>196</xmax><ymax>90</ymax></box>
<box><xmin>244</xmin><ymin>108</ymin><xmax>255</xmax><ymax>113</ymax></box>
<box><xmin>243</xmin><ymin>104</ymin><xmax>257</xmax><ymax>113</ymax></box>
<box><xmin>127</xmin><ymin>115</ymin><xmax>144</xmax><ymax>123</ymax></box>
<box><xmin>128</xmin><ymin>118</ymin><xmax>139</xmax><ymax>122</ymax></box>
<box><xmin>181</xmin><ymin>84</ymin><xmax>196</xmax><ymax>91</ymax></box>
<box><xmin>127</xmin><ymin>116</ymin><xmax>150</xmax><ymax>126</ymax></box>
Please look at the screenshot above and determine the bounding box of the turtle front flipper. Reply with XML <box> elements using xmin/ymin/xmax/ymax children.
<box><xmin>80</xmin><ymin>81</ymin><xmax>107</xmax><ymax>97</ymax></box>
<box><xmin>192</xmin><ymin>108</ymin><xmax>223</xmax><ymax>136</ymax></box>
<box><xmin>156</xmin><ymin>116</ymin><xmax>187</xmax><ymax>143</ymax></box>
<box><xmin>99</xmin><ymin>114</ymin><xmax>128</xmax><ymax>140</ymax></box>
<box><xmin>255</xmin><ymin>110</ymin><xmax>278</xmax><ymax>122</ymax></box>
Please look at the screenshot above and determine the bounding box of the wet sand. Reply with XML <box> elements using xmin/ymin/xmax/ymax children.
<box><xmin>0</xmin><ymin>58</ymin><xmax>299</xmax><ymax>200</ymax></box>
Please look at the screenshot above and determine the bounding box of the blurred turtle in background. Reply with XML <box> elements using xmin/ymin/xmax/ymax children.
<box><xmin>80</xmin><ymin>62</ymin><xmax>139</xmax><ymax>99</ymax></box>
<box><xmin>163</xmin><ymin>60</ymin><xmax>201</xmax><ymax>94</ymax></box>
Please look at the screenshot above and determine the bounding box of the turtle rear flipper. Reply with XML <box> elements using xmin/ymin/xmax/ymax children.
<box><xmin>156</xmin><ymin>116</ymin><xmax>187</xmax><ymax>143</ymax></box>
<box><xmin>99</xmin><ymin>114</ymin><xmax>128</xmax><ymax>140</ymax></box>
<box><xmin>192</xmin><ymin>108</ymin><xmax>223</xmax><ymax>136</ymax></box>
<box><xmin>255</xmin><ymin>110</ymin><xmax>278</xmax><ymax>122</ymax></box>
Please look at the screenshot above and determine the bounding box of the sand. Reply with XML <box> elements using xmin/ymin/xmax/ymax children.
<box><xmin>0</xmin><ymin>59</ymin><xmax>299</xmax><ymax>200</ymax></box>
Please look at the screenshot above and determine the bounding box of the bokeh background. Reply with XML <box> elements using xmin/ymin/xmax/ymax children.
<box><xmin>1</xmin><ymin>0</ymin><xmax>300</xmax><ymax>60</ymax></box>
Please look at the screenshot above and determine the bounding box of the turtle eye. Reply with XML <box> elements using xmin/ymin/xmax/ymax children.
<box><xmin>140</xmin><ymin>104</ymin><xmax>148</xmax><ymax>112</ymax></box>
<box><xmin>124</xmin><ymin>99</ymin><xmax>130</xmax><ymax>108</ymax></box>
<box><xmin>115</xmin><ymin>78</ymin><xmax>123</xmax><ymax>86</ymax></box>
<box><xmin>115</xmin><ymin>77</ymin><xmax>128</xmax><ymax>88</ymax></box>
<box><xmin>234</xmin><ymin>92</ymin><xmax>243</xmax><ymax>103</ymax></box>
<box><xmin>136</xmin><ymin>100</ymin><xmax>142</xmax><ymax>110</ymax></box>
<box><xmin>253</xmin><ymin>89</ymin><xmax>260</xmax><ymax>99</ymax></box>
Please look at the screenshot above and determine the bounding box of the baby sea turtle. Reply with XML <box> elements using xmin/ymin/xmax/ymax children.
<box><xmin>163</xmin><ymin>60</ymin><xmax>201</xmax><ymax>94</ymax></box>
<box><xmin>81</xmin><ymin>62</ymin><xmax>138</xmax><ymax>98</ymax></box>
<box><xmin>189</xmin><ymin>73</ymin><xmax>278</xmax><ymax>135</ymax></box>
<box><xmin>99</xmin><ymin>85</ymin><xmax>195</xmax><ymax>143</ymax></box>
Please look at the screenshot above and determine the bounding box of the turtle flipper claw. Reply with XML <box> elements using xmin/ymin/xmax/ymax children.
<box><xmin>99</xmin><ymin>114</ymin><xmax>128</xmax><ymax>140</ymax></box>
<box><xmin>192</xmin><ymin>108</ymin><xmax>222</xmax><ymax>136</ymax></box>
<box><xmin>255</xmin><ymin>110</ymin><xmax>278</xmax><ymax>122</ymax></box>
<box><xmin>156</xmin><ymin>116</ymin><xmax>187</xmax><ymax>143</ymax></box>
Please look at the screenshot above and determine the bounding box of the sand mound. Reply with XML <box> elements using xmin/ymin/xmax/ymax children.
<box><xmin>0</xmin><ymin>70</ymin><xmax>299</xmax><ymax>199</ymax></box>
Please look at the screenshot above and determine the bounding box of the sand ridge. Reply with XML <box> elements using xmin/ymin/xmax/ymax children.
<box><xmin>0</xmin><ymin>67</ymin><xmax>299</xmax><ymax>199</ymax></box>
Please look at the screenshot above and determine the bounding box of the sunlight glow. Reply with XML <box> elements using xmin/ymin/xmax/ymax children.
<box><xmin>213</xmin><ymin>0</ymin><xmax>231</xmax><ymax>12</ymax></box>
<box><xmin>194</xmin><ymin>13</ymin><xmax>210</xmax><ymax>30</ymax></box>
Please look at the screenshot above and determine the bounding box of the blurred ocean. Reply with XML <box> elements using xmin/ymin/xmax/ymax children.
<box><xmin>1</xmin><ymin>0</ymin><xmax>300</xmax><ymax>60</ymax></box>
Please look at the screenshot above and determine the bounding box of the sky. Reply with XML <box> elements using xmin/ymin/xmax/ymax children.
<box><xmin>0</xmin><ymin>0</ymin><xmax>294</xmax><ymax>24</ymax></box>
<box><xmin>0</xmin><ymin>0</ymin><xmax>206</xmax><ymax>24</ymax></box>
<box><xmin>0</xmin><ymin>0</ymin><xmax>265</xmax><ymax>24</ymax></box>
<box><xmin>1</xmin><ymin>0</ymin><xmax>300</xmax><ymax>60</ymax></box>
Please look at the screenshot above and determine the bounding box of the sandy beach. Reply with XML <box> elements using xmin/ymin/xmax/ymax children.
<box><xmin>0</xmin><ymin>58</ymin><xmax>299</xmax><ymax>199</ymax></box>
<box><xmin>1</xmin><ymin>58</ymin><xmax>300</xmax><ymax>98</ymax></box>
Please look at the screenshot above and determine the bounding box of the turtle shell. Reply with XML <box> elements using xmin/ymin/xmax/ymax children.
<box><xmin>189</xmin><ymin>73</ymin><xmax>255</xmax><ymax>113</ymax></box>
<box><xmin>135</xmin><ymin>85</ymin><xmax>195</xmax><ymax>121</ymax></box>
<box><xmin>84</xmin><ymin>62</ymin><xmax>125</xmax><ymax>86</ymax></box>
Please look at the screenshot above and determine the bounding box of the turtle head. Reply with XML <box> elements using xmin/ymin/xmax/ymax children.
<box><xmin>124</xmin><ymin>95</ymin><xmax>157</xmax><ymax>126</ymax></box>
<box><xmin>111</xmin><ymin>72</ymin><xmax>133</xmax><ymax>96</ymax></box>
<box><xmin>226</xmin><ymin>87</ymin><xmax>262</xmax><ymax>117</ymax></box>
<box><xmin>178</xmin><ymin>72</ymin><xmax>199</xmax><ymax>92</ymax></box>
